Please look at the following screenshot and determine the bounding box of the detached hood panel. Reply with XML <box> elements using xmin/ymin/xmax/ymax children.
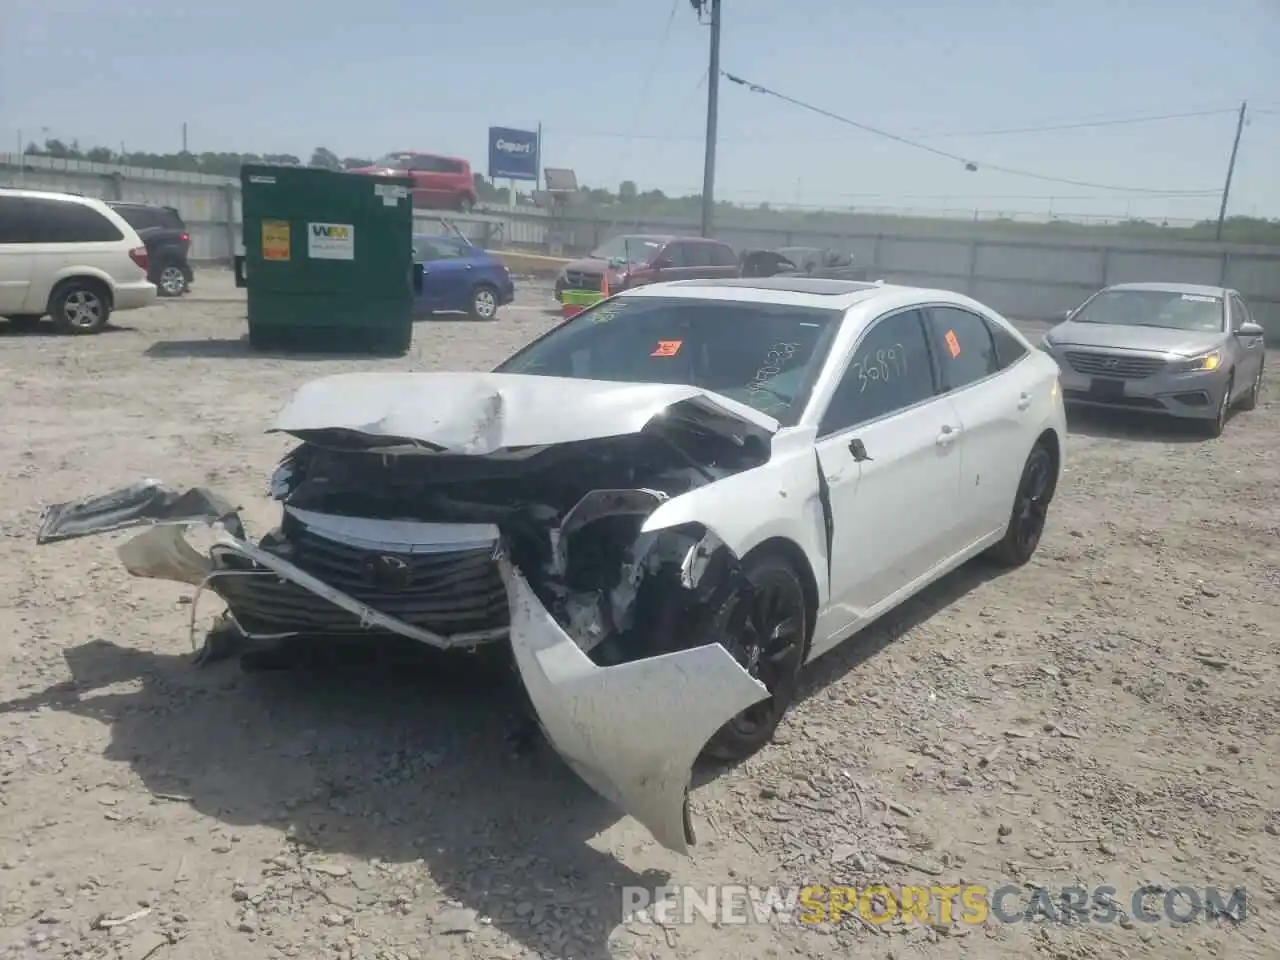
<box><xmin>270</xmin><ymin>372</ymin><xmax>779</xmax><ymax>454</ymax></box>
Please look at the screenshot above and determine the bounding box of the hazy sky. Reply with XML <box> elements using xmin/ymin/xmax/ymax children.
<box><xmin>4</xmin><ymin>0</ymin><xmax>1278</xmax><ymax>222</ymax></box>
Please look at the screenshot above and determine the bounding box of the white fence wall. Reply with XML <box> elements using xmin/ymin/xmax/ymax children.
<box><xmin>4</xmin><ymin>153</ymin><xmax>1278</xmax><ymax>334</ymax></box>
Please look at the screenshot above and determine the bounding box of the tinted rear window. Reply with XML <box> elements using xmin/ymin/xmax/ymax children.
<box><xmin>496</xmin><ymin>295</ymin><xmax>840</xmax><ymax>424</ymax></box>
<box><xmin>0</xmin><ymin>197</ymin><xmax>124</xmax><ymax>243</ymax></box>
<box><xmin>113</xmin><ymin>205</ymin><xmax>183</xmax><ymax>230</ymax></box>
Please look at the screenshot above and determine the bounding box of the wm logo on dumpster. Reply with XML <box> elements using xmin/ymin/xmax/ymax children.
<box><xmin>311</xmin><ymin>224</ymin><xmax>350</xmax><ymax>239</ymax></box>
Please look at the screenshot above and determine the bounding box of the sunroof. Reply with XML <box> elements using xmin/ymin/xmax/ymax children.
<box><xmin>670</xmin><ymin>277</ymin><xmax>883</xmax><ymax>296</ymax></box>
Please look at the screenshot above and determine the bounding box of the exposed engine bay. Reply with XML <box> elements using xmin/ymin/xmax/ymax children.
<box><xmin>257</xmin><ymin>410</ymin><xmax>770</xmax><ymax>665</ymax></box>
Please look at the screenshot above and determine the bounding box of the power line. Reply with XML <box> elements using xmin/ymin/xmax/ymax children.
<box><xmin>721</xmin><ymin>71</ymin><xmax>1221</xmax><ymax>196</ymax></box>
<box><xmin>608</xmin><ymin>0</ymin><xmax>683</xmax><ymax>187</ymax></box>
<box><xmin>539</xmin><ymin>105</ymin><xmax>1243</xmax><ymax>145</ymax></box>
<box><xmin>916</xmin><ymin>107</ymin><xmax>1239</xmax><ymax>138</ymax></box>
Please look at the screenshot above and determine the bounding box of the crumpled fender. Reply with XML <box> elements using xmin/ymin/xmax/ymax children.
<box><xmin>637</xmin><ymin>428</ymin><xmax>831</xmax><ymax>603</ymax></box>
<box><xmin>500</xmin><ymin>553</ymin><xmax>769</xmax><ymax>854</ymax></box>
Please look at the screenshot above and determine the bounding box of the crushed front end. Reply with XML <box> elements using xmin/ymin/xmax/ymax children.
<box><xmin>35</xmin><ymin>380</ymin><xmax>783</xmax><ymax>854</ymax></box>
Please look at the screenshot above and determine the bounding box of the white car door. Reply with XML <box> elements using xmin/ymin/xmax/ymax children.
<box><xmin>0</xmin><ymin>196</ymin><xmax>34</xmax><ymax>314</ymax></box>
<box><xmin>925</xmin><ymin>305</ymin><xmax>1037</xmax><ymax>544</ymax></box>
<box><xmin>811</xmin><ymin>307</ymin><xmax>964</xmax><ymax>650</ymax></box>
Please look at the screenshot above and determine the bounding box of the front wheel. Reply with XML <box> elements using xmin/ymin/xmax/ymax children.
<box><xmin>987</xmin><ymin>441</ymin><xmax>1056</xmax><ymax>568</ymax></box>
<box><xmin>1202</xmin><ymin>374</ymin><xmax>1233</xmax><ymax>438</ymax></box>
<box><xmin>1238</xmin><ymin>363</ymin><xmax>1263</xmax><ymax>412</ymax></box>
<box><xmin>703</xmin><ymin>553</ymin><xmax>809</xmax><ymax>762</ymax></box>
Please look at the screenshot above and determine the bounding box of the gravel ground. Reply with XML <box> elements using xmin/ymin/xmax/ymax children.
<box><xmin>1</xmin><ymin>270</ymin><xmax>1277</xmax><ymax>960</ymax></box>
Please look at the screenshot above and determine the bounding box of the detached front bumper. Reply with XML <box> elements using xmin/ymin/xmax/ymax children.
<box><xmin>36</xmin><ymin>480</ymin><xmax>770</xmax><ymax>855</ymax></box>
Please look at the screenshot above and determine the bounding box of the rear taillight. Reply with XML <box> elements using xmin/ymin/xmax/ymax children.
<box><xmin>129</xmin><ymin>246</ymin><xmax>148</xmax><ymax>271</ymax></box>
<box><xmin>180</xmin><ymin>233</ymin><xmax>190</xmax><ymax>244</ymax></box>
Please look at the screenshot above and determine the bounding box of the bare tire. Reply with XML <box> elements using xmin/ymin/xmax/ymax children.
<box><xmin>987</xmin><ymin>441</ymin><xmax>1056</xmax><ymax>568</ymax></box>
<box><xmin>703</xmin><ymin>553</ymin><xmax>809</xmax><ymax>762</ymax></box>
<box><xmin>1238</xmin><ymin>364</ymin><xmax>1263</xmax><ymax>412</ymax></box>
<box><xmin>50</xmin><ymin>281</ymin><xmax>110</xmax><ymax>335</ymax></box>
<box><xmin>1202</xmin><ymin>374</ymin><xmax>1233</xmax><ymax>438</ymax></box>
<box><xmin>469</xmin><ymin>284</ymin><xmax>499</xmax><ymax>320</ymax></box>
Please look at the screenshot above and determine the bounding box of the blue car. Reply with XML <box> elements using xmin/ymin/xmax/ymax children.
<box><xmin>412</xmin><ymin>234</ymin><xmax>515</xmax><ymax>320</ymax></box>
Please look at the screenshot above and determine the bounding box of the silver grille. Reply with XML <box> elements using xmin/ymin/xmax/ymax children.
<box><xmin>564</xmin><ymin>270</ymin><xmax>603</xmax><ymax>291</ymax></box>
<box><xmin>1064</xmin><ymin>351</ymin><xmax>1167</xmax><ymax>379</ymax></box>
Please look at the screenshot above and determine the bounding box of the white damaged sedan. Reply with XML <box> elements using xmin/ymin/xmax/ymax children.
<box><xmin>37</xmin><ymin>277</ymin><xmax>1065</xmax><ymax>856</ymax></box>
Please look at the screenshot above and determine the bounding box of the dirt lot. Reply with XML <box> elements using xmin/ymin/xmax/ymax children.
<box><xmin>1</xmin><ymin>271</ymin><xmax>1277</xmax><ymax>960</ymax></box>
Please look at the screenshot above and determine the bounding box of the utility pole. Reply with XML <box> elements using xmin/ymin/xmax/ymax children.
<box><xmin>1215</xmin><ymin>101</ymin><xmax>1246</xmax><ymax>242</ymax></box>
<box><xmin>182</xmin><ymin>122</ymin><xmax>188</xmax><ymax>153</ymax></box>
<box><xmin>699</xmin><ymin>0</ymin><xmax>722</xmax><ymax>238</ymax></box>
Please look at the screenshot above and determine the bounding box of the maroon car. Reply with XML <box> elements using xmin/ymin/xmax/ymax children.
<box><xmin>554</xmin><ymin>234</ymin><xmax>739</xmax><ymax>301</ymax></box>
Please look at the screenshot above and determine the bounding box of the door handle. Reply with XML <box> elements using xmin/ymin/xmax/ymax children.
<box><xmin>1017</xmin><ymin>392</ymin><xmax>1032</xmax><ymax>411</ymax></box>
<box><xmin>936</xmin><ymin>425</ymin><xmax>959</xmax><ymax>448</ymax></box>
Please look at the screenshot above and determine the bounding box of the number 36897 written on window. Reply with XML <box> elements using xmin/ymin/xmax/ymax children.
<box><xmin>851</xmin><ymin>345</ymin><xmax>908</xmax><ymax>392</ymax></box>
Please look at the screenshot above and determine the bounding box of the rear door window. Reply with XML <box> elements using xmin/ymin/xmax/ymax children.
<box><xmin>110</xmin><ymin>205</ymin><xmax>156</xmax><ymax>229</ymax></box>
<box><xmin>8</xmin><ymin>198</ymin><xmax>124</xmax><ymax>243</ymax></box>
<box><xmin>986</xmin><ymin>318</ymin><xmax>1028</xmax><ymax>369</ymax></box>
<box><xmin>926</xmin><ymin>306</ymin><xmax>1001</xmax><ymax>390</ymax></box>
<box><xmin>709</xmin><ymin>243</ymin><xmax>738</xmax><ymax>266</ymax></box>
<box><xmin>662</xmin><ymin>243</ymin><xmax>691</xmax><ymax>268</ymax></box>
<box><xmin>414</xmin><ymin>237</ymin><xmax>467</xmax><ymax>261</ymax></box>
<box><xmin>683</xmin><ymin>243</ymin><xmax>713</xmax><ymax>268</ymax></box>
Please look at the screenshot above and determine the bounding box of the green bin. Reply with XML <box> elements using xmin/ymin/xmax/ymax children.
<box><xmin>235</xmin><ymin>164</ymin><xmax>419</xmax><ymax>354</ymax></box>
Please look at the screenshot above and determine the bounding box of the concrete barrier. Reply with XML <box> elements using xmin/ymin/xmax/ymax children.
<box><xmin>491</xmin><ymin>250</ymin><xmax>570</xmax><ymax>278</ymax></box>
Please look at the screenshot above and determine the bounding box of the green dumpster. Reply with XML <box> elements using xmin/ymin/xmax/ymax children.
<box><xmin>234</xmin><ymin>164</ymin><xmax>418</xmax><ymax>354</ymax></box>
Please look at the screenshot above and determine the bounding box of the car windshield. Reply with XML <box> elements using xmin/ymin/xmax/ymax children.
<box><xmin>1072</xmin><ymin>289</ymin><xmax>1224</xmax><ymax>333</ymax></box>
<box><xmin>375</xmin><ymin>153</ymin><xmax>415</xmax><ymax>169</ymax></box>
<box><xmin>494</xmin><ymin>296</ymin><xmax>839</xmax><ymax>424</ymax></box>
<box><xmin>590</xmin><ymin>236</ymin><xmax>665</xmax><ymax>264</ymax></box>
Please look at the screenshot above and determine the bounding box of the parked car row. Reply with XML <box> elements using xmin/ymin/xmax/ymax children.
<box><xmin>0</xmin><ymin>188</ymin><xmax>191</xmax><ymax>334</ymax></box>
<box><xmin>552</xmin><ymin>234</ymin><xmax>866</xmax><ymax>303</ymax></box>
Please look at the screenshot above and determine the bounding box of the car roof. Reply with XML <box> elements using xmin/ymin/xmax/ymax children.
<box><xmin>1103</xmin><ymin>281</ymin><xmax>1228</xmax><ymax>298</ymax></box>
<box><xmin>655</xmin><ymin>277</ymin><xmax>883</xmax><ymax>299</ymax></box>
<box><xmin>0</xmin><ymin>187</ymin><xmax>106</xmax><ymax>207</ymax></box>
<box><xmin>618</xmin><ymin>278</ymin><xmax>973</xmax><ymax>312</ymax></box>
<box><xmin>393</xmin><ymin>150</ymin><xmax>468</xmax><ymax>163</ymax></box>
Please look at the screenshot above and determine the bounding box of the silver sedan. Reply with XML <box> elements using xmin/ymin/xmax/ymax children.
<box><xmin>1039</xmin><ymin>282</ymin><xmax>1266</xmax><ymax>437</ymax></box>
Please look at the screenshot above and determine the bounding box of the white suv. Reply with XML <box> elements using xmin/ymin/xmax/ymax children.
<box><xmin>0</xmin><ymin>189</ymin><xmax>158</xmax><ymax>334</ymax></box>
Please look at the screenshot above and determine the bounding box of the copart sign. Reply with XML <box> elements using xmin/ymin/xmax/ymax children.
<box><xmin>487</xmin><ymin>126</ymin><xmax>540</xmax><ymax>182</ymax></box>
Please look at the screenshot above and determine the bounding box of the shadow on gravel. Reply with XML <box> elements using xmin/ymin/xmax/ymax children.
<box><xmin>1066</xmin><ymin>407</ymin><xmax>1211</xmax><ymax>444</ymax></box>
<box><xmin>145</xmin><ymin>338</ymin><xmax>397</xmax><ymax>362</ymax></box>
<box><xmin>0</xmin><ymin>640</ymin><xmax>667</xmax><ymax>959</ymax></box>
<box><xmin>0</xmin><ymin>555</ymin><xmax>1005</xmax><ymax>955</ymax></box>
<box><xmin>0</xmin><ymin>321</ymin><xmax>136</xmax><ymax>337</ymax></box>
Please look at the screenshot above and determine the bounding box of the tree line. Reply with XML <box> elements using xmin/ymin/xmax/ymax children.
<box><xmin>16</xmin><ymin>138</ymin><xmax>1280</xmax><ymax>244</ymax></box>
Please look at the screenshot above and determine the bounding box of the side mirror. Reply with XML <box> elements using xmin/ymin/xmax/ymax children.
<box><xmin>1235</xmin><ymin>321</ymin><xmax>1265</xmax><ymax>338</ymax></box>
